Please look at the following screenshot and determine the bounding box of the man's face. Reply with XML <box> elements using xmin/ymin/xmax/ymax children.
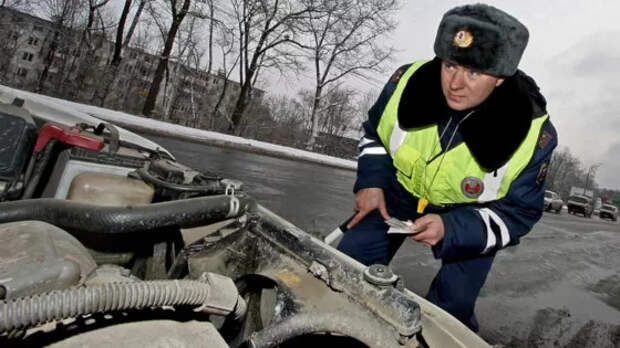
<box><xmin>440</xmin><ymin>61</ymin><xmax>505</xmax><ymax>111</ymax></box>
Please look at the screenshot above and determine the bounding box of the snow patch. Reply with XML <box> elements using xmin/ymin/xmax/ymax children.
<box><xmin>0</xmin><ymin>84</ymin><xmax>358</xmax><ymax>171</ymax></box>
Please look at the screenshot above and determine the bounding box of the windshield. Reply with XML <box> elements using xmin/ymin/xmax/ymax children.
<box><xmin>570</xmin><ymin>196</ymin><xmax>589</xmax><ymax>204</ymax></box>
<box><xmin>545</xmin><ymin>191</ymin><xmax>553</xmax><ymax>198</ymax></box>
<box><xmin>602</xmin><ymin>204</ymin><xmax>617</xmax><ymax>211</ymax></box>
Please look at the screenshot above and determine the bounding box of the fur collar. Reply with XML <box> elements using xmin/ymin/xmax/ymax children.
<box><xmin>398</xmin><ymin>58</ymin><xmax>546</xmax><ymax>171</ymax></box>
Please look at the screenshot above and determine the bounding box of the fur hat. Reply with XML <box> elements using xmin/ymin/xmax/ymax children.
<box><xmin>433</xmin><ymin>4</ymin><xmax>529</xmax><ymax>76</ymax></box>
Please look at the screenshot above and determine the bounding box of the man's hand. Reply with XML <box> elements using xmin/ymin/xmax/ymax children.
<box><xmin>411</xmin><ymin>214</ymin><xmax>445</xmax><ymax>246</ymax></box>
<box><xmin>347</xmin><ymin>188</ymin><xmax>391</xmax><ymax>229</ymax></box>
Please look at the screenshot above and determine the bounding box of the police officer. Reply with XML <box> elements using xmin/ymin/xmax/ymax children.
<box><xmin>337</xmin><ymin>4</ymin><xmax>557</xmax><ymax>331</ymax></box>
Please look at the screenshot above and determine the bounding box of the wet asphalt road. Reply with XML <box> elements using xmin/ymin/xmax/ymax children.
<box><xmin>393</xmin><ymin>211</ymin><xmax>620</xmax><ymax>347</ymax></box>
<box><xmin>142</xmin><ymin>133</ymin><xmax>620</xmax><ymax>347</ymax></box>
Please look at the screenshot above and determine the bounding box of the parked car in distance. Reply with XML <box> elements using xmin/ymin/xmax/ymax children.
<box><xmin>567</xmin><ymin>195</ymin><xmax>593</xmax><ymax>217</ymax></box>
<box><xmin>599</xmin><ymin>204</ymin><xmax>618</xmax><ymax>221</ymax></box>
<box><xmin>544</xmin><ymin>190</ymin><xmax>563</xmax><ymax>213</ymax></box>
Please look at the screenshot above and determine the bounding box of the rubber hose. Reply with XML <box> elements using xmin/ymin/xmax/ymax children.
<box><xmin>0</xmin><ymin>279</ymin><xmax>241</xmax><ymax>333</ymax></box>
<box><xmin>0</xmin><ymin>194</ymin><xmax>252</xmax><ymax>234</ymax></box>
<box><xmin>248</xmin><ymin>312</ymin><xmax>401</xmax><ymax>348</ymax></box>
<box><xmin>136</xmin><ymin>167</ymin><xmax>222</xmax><ymax>193</ymax></box>
<box><xmin>22</xmin><ymin>139</ymin><xmax>57</xmax><ymax>199</ymax></box>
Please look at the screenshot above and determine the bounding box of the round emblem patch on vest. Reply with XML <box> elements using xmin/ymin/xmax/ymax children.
<box><xmin>453</xmin><ymin>30</ymin><xmax>474</xmax><ymax>48</ymax></box>
<box><xmin>462</xmin><ymin>177</ymin><xmax>484</xmax><ymax>198</ymax></box>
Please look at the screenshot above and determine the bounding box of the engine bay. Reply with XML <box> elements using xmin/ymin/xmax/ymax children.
<box><xmin>0</xmin><ymin>98</ymin><xmax>428</xmax><ymax>347</ymax></box>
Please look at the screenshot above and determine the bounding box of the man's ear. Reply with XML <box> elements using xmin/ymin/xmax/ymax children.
<box><xmin>495</xmin><ymin>77</ymin><xmax>505</xmax><ymax>87</ymax></box>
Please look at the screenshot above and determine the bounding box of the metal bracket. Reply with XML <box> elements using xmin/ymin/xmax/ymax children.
<box><xmin>308</xmin><ymin>259</ymin><xmax>345</xmax><ymax>292</ymax></box>
<box><xmin>229</xmin><ymin>195</ymin><xmax>240</xmax><ymax>217</ymax></box>
<box><xmin>225</xmin><ymin>184</ymin><xmax>235</xmax><ymax>196</ymax></box>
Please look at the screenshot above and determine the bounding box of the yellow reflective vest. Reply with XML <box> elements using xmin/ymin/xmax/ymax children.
<box><xmin>376</xmin><ymin>61</ymin><xmax>549</xmax><ymax>206</ymax></box>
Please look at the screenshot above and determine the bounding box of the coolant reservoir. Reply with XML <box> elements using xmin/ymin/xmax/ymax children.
<box><xmin>67</xmin><ymin>172</ymin><xmax>154</xmax><ymax>206</ymax></box>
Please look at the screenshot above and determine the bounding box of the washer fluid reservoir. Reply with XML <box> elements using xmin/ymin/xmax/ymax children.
<box><xmin>67</xmin><ymin>172</ymin><xmax>154</xmax><ymax>206</ymax></box>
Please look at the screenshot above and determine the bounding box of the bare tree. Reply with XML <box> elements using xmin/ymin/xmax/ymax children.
<box><xmin>0</xmin><ymin>15</ymin><xmax>26</xmax><ymax>82</ymax></box>
<box><xmin>296</xmin><ymin>86</ymin><xmax>359</xmax><ymax>156</ymax></box>
<box><xmin>59</xmin><ymin>0</ymin><xmax>111</xmax><ymax>97</ymax></box>
<box><xmin>0</xmin><ymin>0</ymin><xmax>31</xmax><ymax>10</ymax></box>
<box><xmin>355</xmin><ymin>88</ymin><xmax>379</xmax><ymax>131</ymax></box>
<box><xmin>226</xmin><ymin>0</ymin><xmax>312</xmax><ymax>134</ymax></box>
<box><xmin>144</xmin><ymin>1</ymin><xmax>238</xmax><ymax>129</ymax></box>
<box><xmin>546</xmin><ymin>146</ymin><xmax>590</xmax><ymax>199</ymax></box>
<box><xmin>141</xmin><ymin>0</ymin><xmax>191</xmax><ymax>117</ymax></box>
<box><xmin>320</xmin><ymin>87</ymin><xmax>357</xmax><ymax>137</ymax></box>
<box><xmin>175</xmin><ymin>37</ymin><xmax>207</xmax><ymax>127</ymax></box>
<box><xmin>111</xmin><ymin>0</ymin><xmax>133</xmax><ymax>66</ymax></box>
<box><xmin>34</xmin><ymin>0</ymin><xmax>87</xmax><ymax>92</ymax></box>
<box><xmin>124</xmin><ymin>0</ymin><xmax>148</xmax><ymax>47</ymax></box>
<box><xmin>117</xmin><ymin>27</ymin><xmax>155</xmax><ymax>113</ymax></box>
<box><xmin>91</xmin><ymin>0</ymin><xmax>132</xmax><ymax>105</ymax></box>
<box><xmin>583</xmin><ymin>163</ymin><xmax>601</xmax><ymax>195</ymax></box>
<box><xmin>82</xmin><ymin>0</ymin><xmax>109</xmax><ymax>45</ymax></box>
<box><xmin>291</xmin><ymin>0</ymin><xmax>397</xmax><ymax>149</ymax></box>
<box><xmin>204</xmin><ymin>0</ymin><xmax>215</xmax><ymax>77</ymax></box>
<box><xmin>172</xmin><ymin>2</ymin><xmax>239</xmax><ymax>130</ymax></box>
<box><xmin>210</xmin><ymin>20</ymin><xmax>240</xmax><ymax>130</ymax></box>
<box><xmin>161</xmin><ymin>14</ymin><xmax>205</xmax><ymax>120</ymax></box>
<box><xmin>94</xmin><ymin>0</ymin><xmax>150</xmax><ymax>106</ymax></box>
<box><xmin>268</xmin><ymin>94</ymin><xmax>305</xmax><ymax>125</ymax></box>
<box><xmin>548</xmin><ymin>147</ymin><xmax>574</xmax><ymax>197</ymax></box>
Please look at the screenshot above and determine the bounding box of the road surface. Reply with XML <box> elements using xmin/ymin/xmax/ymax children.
<box><xmin>143</xmin><ymin>133</ymin><xmax>620</xmax><ymax>348</ymax></box>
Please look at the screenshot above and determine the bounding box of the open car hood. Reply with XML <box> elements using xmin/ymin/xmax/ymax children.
<box><xmin>0</xmin><ymin>85</ymin><xmax>173</xmax><ymax>159</ymax></box>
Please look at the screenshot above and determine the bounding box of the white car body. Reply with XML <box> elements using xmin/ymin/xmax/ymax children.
<box><xmin>544</xmin><ymin>190</ymin><xmax>563</xmax><ymax>213</ymax></box>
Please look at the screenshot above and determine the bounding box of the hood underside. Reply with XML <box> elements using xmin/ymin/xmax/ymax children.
<box><xmin>0</xmin><ymin>86</ymin><xmax>173</xmax><ymax>159</ymax></box>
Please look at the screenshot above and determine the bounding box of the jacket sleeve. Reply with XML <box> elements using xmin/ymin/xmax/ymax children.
<box><xmin>433</xmin><ymin>119</ymin><xmax>558</xmax><ymax>261</ymax></box>
<box><xmin>353</xmin><ymin>65</ymin><xmax>410</xmax><ymax>193</ymax></box>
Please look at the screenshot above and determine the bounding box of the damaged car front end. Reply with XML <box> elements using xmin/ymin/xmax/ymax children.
<box><xmin>0</xmin><ymin>91</ymin><xmax>489</xmax><ymax>348</ymax></box>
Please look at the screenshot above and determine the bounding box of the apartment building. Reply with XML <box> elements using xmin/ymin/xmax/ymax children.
<box><xmin>0</xmin><ymin>6</ymin><xmax>263</xmax><ymax>129</ymax></box>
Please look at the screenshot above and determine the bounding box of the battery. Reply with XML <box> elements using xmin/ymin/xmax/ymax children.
<box><xmin>0</xmin><ymin>108</ymin><xmax>36</xmax><ymax>183</ymax></box>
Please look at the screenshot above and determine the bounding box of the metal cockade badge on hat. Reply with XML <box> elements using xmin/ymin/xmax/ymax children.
<box><xmin>453</xmin><ymin>30</ymin><xmax>474</xmax><ymax>48</ymax></box>
<box><xmin>461</xmin><ymin>177</ymin><xmax>484</xmax><ymax>198</ymax></box>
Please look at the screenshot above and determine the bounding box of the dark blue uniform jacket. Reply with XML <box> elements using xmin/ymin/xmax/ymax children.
<box><xmin>355</xmin><ymin>59</ymin><xmax>558</xmax><ymax>262</ymax></box>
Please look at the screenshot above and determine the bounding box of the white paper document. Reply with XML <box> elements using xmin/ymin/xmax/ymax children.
<box><xmin>385</xmin><ymin>218</ymin><xmax>420</xmax><ymax>235</ymax></box>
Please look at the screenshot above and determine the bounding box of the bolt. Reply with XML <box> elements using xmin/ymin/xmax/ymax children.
<box><xmin>397</xmin><ymin>333</ymin><xmax>410</xmax><ymax>345</ymax></box>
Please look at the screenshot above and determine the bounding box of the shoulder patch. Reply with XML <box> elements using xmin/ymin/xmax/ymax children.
<box><xmin>536</xmin><ymin>161</ymin><xmax>549</xmax><ymax>185</ymax></box>
<box><xmin>538</xmin><ymin>130</ymin><xmax>553</xmax><ymax>149</ymax></box>
<box><xmin>390</xmin><ymin>68</ymin><xmax>406</xmax><ymax>83</ymax></box>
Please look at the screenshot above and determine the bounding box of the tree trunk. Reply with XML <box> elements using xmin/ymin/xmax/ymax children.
<box><xmin>124</xmin><ymin>0</ymin><xmax>146</xmax><ymax>48</ymax></box>
<box><xmin>212</xmin><ymin>77</ymin><xmax>230</xmax><ymax>129</ymax></box>
<box><xmin>142</xmin><ymin>0</ymin><xmax>190</xmax><ymax>117</ymax></box>
<box><xmin>206</xmin><ymin>0</ymin><xmax>214</xmax><ymax>76</ymax></box>
<box><xmin>36</xmin><ymin>28</ymin><xmax>60</xmax><ymax>93</ymax></box>
<box><xmin>229</xmin><ymin>25</ymin><xmax>269</xmax><ymax>133</ymax></box>
<box><xmin>163</xmin><ymin>63</ymin><xmax>179</xmax><ymax>120</ymax></box>
<box><xmin>94</xmin><ymin>0</ymin><xmax>140</xmax><ymax>106</ymax></box>
<box><xmin>59</xmin><ymin>4</ymin><xmax>97</xmax><ymax>97</ymax></box>
<box><xmin>305</xmin><ymin>86</ymin><xmax>322</xmax><ymax>150</ymax></box>
<box><xmin>91</xmin><ymin>63</ymin><xmax>116</xmax><ymax>106</ymax></box>
<box><xmin>229</xmin><ymin>79</ymin><xmax>251</xmax><ymax>133</ymax></box>
<box><xmin>112</xmin><ymin>0</ymin><xmax>132</xmax><ymax>66</ymax></box>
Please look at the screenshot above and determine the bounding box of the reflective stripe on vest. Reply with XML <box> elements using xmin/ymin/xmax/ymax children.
<box><xmin>376</xmin><ymin>61</ymin><xmax>549</xmax><ymax>205</ymax></box>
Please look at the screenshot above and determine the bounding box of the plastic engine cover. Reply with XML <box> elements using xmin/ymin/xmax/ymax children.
<box><xmin>0</xmin><ymin>221</ymin><xmax>97</xmax><ymax>300</ymax></box>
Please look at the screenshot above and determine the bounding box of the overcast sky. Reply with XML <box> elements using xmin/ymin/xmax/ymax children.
<box><xmin>387</xmin><ymin>0</ymin><xmax>620</xmax><ymax>189</ymax></box>
<box><xmin>103</xmin><ymin>1</ymin><xmax>620</xmax><ymax>189</ymax></box>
